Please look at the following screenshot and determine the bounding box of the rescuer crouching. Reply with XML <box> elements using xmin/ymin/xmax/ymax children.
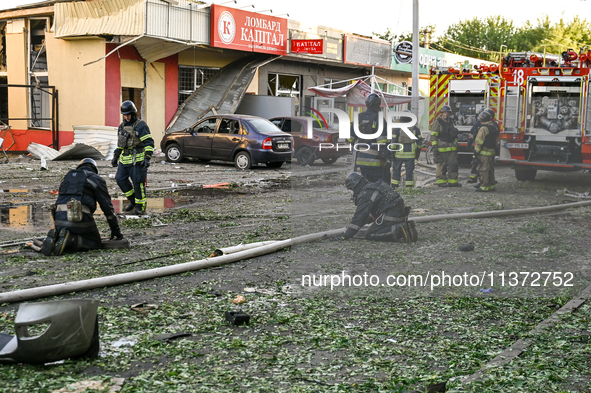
<box><xmin>40</xmin><ymin>158</ymin><xmax>123</xmax><ymax>256</ymax></box>
<box><xmin>338</xmin><ymin>172</ymin><xmax>418</xmax><ymax>242</ymax></box>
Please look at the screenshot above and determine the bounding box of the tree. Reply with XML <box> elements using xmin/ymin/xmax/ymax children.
<box><xmin>435</xmin><ymin>16</ymin><xmax>517</xmax><ymax>61</ymax></box>
<box><xmin>434</xmin><ymin>14</ymin><xmax>591</xmax><ymax>60</ymax></box>
<box><xmin>373</xmin><ymin>25</ymin><xmax>436</xmax><ymax>47</ymax></box>
<box><xmin>519</xmin><ymin>15</ymin><xmax>591</xmax><ymax>55</ymax></box>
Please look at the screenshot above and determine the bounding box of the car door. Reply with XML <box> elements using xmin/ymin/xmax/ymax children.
<box><xmin>184</xmin><ymin>117</ymin><xmax>218</xmax><ymax>159</ymax></box>
<box><xmin>280</xmin><ymin>119</ymin><xmax>306</xmax><ymax>148</ymax></box>
<box><xmin>211</xmin><ymin>118</ymin><xmax>244</xmax><ymax>160</ymax></box>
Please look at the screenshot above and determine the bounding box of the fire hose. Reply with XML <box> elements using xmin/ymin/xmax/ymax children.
<box><xmin>1</xmin><ymin>200</ymin><xmax>591</xmax><ymax>303</ymax></box>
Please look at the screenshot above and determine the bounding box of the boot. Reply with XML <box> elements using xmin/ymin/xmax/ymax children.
<box><xmin>41</xmin><ymin>229</ymin><xmax>58</xmax><ymax>256</ymax></box>
<box><xmin>54</xmin><ymin>229</ymin><xmax>77</xmax><ymax>256</ymax></box>
<box><xmin>124</xmin><ymin>196</ymin><xmax>136</xmax><ymax>213</ymax></box>
<box><xmin>131</xmin><ymin>204</ymin><xmax>146</xmax><ymax>216</ymax></box>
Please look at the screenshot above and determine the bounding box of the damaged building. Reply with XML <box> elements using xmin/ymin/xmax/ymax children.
<box><xmin>0</xmin><ymin>0</ymin><xmax>409</xmax><ymax>152</ymax></box>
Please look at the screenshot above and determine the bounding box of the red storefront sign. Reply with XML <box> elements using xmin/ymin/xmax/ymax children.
<box><xmin>291</xmin><ymin>39</ymin><xmax>324</xmax><ymax>54</ymax></box>
<box><xmin>211</xmin><ymin>5</ymin><xmax>288</xmax><ymax>55</ymax></box>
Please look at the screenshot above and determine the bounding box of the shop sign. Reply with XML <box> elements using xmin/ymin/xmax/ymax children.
<box><xmin>344</xmin><ymin>35</ymin><xmax>391</xmax><ymax>68</ymax></box>
<box><xmin>291</xmin><ymin>31</ymin><xmax>342</xmax><ymax>61</ymax></box>
<box><xmin>291</xmin><ymin>39</ymin><xmax>324</xmax><ymax>54</ymax></box>
<box><xmin>394</xmin><ymin>41</ymin><xmax>413</xmax><ymax>64</ymax></box>
<box><xmin>211</xmin><ymin>4</ymin><xmax>288</xmax><ymax>55</ymax></box>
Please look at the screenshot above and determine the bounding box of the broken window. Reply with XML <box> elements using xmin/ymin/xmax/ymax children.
<box><xmin>29</xmin><ymin>76</ymin><xmax>51</xmax><ymax>129</ymax></box>
<box><xmin>267</xmin><ymin>73</ymin><xmax>301</xmax><ymax>115</ymax></box>
<box><xmin>28</xmin><ymin>18</ymin><xmax>50</xmax><ymax>129</ymax></box>
<box><xmin>29</xmin><ymin>19</ymin><xmax>47</xmax><ymax>72</ymax></box>
<box><xmin>178</xmin><ymin>66</ymin><xmax>220</xmax><ymax>106</ymax></box>
<box><xmin>0</xmin><ymin>22</ymin><xmax>6</xmax><ymax>72</ymax></box>
<box><xmin>0</xmin><ymin>77</ymin><xmax>7</xmax><ymax>124</ymax></box>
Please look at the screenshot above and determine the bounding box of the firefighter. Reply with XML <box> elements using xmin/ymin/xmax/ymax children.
<box><xmin>349</xmin><ymin>93</ymin><xmax>390</xmax><ymax>183</ymax></box>
<box><xmin>473</xmin><ymin>109</ymin><xmax>499</xmax><ymax>192</ymax></box>
<box><xmin>41</xmin><ymin>158</ymin><xmax>123</xmax><ymax>256</ymax></box>
<box><xmin>111</xmin><ymin>100</ymin><xmax>154</xmax><ymax>214</ymax></box>
<box><xmin>467</xmin><ymin>108</ymin><xmax>497</xmax><ymax>183</ymax></box>
<box><xmin>391</xmin><ymin>110</ymin><xmax>423</xmax><ymax>188</ymax></box>
<box><xmin>430</xmin><ymin>105</ymin><xmax>461</xmax><ymax>187</ymax></box>
<box><xmin>339</xmin><ymin>172</ymin><xmax>417</xmax><ymax>242</ymax></box>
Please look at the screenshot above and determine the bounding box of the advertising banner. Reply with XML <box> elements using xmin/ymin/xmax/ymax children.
<box><xmin>344</xmin><ymin>34</ymin><xmax>391</xmax><ymax>68</ymax></box>
<box><xmin>211</xmin><ymin>4</ymin><xmax>288</xmax><ymax>55</ymax></box>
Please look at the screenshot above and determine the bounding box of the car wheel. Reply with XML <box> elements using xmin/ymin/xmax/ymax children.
<box><xmin>165</xmin><ymin>143</ymin><xmax>183</xmax><ymax>163</ymax></box>
<box><xmin>266</xmin><ymin>161</ymin><xmax>283</xmax><ymax>168</ymax></box>
<box><xmin>296</xmin><ymin>146</ymin><xmax>315</xmax><ymax>165</ymax></box>
<box><xmin>234</xmin><ymin>151</ymin><xmax>252</xmax><ymax>170</ymax></box>
<box><xmin>321</xmin><ymin>157</ymin><xmax>338</xmax><ymax>165</ymax></box>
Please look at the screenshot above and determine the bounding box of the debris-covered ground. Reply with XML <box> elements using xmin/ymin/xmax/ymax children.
<box><xmin>1</xmin><ymin>153</ymin><xmax>590</xmax><ymax>392</ymax></box>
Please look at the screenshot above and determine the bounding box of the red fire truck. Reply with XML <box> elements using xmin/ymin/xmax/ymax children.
<box><xmin>430</xmin><ymin>50</ymin><xmax>591</xmax><ymax>180</ymax></box>
<box><xmin>497</xmin><ymin>51</ymin><xmax>591</xmax><ymax>180</ymax></box>
<box><xmin>429</xmin><ymin>63</ymin><xmax>501</xmax><ymax>162</ymax></box>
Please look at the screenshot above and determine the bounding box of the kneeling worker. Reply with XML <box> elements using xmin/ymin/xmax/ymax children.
<box><xmin>340</xmin><ymin>172</ymin><xmax>417</xmax><ymax>242</ymax></box>
<box><xmin>41</xmin><ymin>158</ymin><xmax>123</xmax><ymax>256</ymax></box>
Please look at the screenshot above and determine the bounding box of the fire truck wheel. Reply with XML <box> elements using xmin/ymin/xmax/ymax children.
<box><xmin>514</xmin><ymin>167</ymin><xmax>537</xmax><ymax>181</ymax></box>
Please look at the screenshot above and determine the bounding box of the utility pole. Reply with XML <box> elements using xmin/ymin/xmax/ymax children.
<box><xmin>411</xmin><ymin>0</ymin><xmax>419</xmax><ymax>119</ymax></box>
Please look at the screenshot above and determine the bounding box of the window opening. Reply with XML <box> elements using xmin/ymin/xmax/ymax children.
<box><xmin>178</xmin><ymin>66</ymin><xmax>219</xmax><ymax>106</ymax></box>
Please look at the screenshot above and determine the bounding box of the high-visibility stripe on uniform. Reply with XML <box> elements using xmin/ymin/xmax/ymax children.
<box><xmin>437</xmin><ymin>146</ymin><xmax>457</xmax><ymax>152</ymax></box>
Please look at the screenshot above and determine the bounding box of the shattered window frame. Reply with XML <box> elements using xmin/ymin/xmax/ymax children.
<box><xmin>178</xmin><ymin>66</ymin><xmax>220</xmax><ymax>106</ymax></box>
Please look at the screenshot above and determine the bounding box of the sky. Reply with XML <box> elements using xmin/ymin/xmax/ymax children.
<box><xmin>1</xmin><ymin>0</ymin><xmax>589</xmax><ymax>39</ymax></box>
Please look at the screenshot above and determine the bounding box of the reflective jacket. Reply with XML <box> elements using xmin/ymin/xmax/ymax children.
<box><xmin>474</xmin><ymin>121</ymin><xmax>499</xmax><ymax>156</ymax></box>
<box><xmin>392</xmin><ymin>125</ymin><xmax>423</xmax><ymax>159</ymax></box>
<box><xmin>115</xmin><ymin>118</ymin><xmax>155</xmax><ymax>166</ymax></box>
<box><xmin>349</xmin><ymin>110</ymin><xmax>389</xmax><ymax>167</ymax></box>
<box><xmin>430</xmin><ymin>116</ymin><xmax>458</xmax><ymax>153</ymax></box>
<box><xmin>344</xmin><ymin>180</ymin><xmax>405</xmax><ymax>239</ymax></box>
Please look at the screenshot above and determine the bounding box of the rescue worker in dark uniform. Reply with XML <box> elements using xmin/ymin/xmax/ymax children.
<box><xmin>41</xmin><ymin>158</ymin><xmax>123</xmax><ymax>256</ymax></box>
<box><xmin>430</xmin><ymin>105</ymin><xmax>461</xmax><ymax>187</ymax></box>
<box><xmin>467</xmin><ymin>108</ymin><xmax>497</xmax><ymax>183</ymax></box>
<box><xmin>111</xmin><ymin>100</ymin><xmax>154</xmax><ymax>215</ymax></box>
<box><xmin>391</xmin><ymin>110</ymin><xmax>423</xmax><ymax>188</ymax></box>
<box><xmin>340</xmin><ymin>172</ymin><xmax>417</xmax><ymax>242</ymax></box>
<box><xmin>349</xmin><ymin>93</ymin><xmax>390</xmax><ymax>183</ymax></box>
<box><xmin>473</xmin><ymin>110</ymin><xmax>499</xmax><ymax>192</ymax></box>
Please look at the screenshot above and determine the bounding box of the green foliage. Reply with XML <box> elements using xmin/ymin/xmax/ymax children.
<box><xmin>373</xmin><ymin>25</ymin><xmax>436</xmax><ymax>46</ymax></box>
<box><xmin>520</xmin><ymin>222</ymin><xmax>547</xmax><ymax>234</ymax></box>
<box><xmin>436</xmin><ymin>15</ymin><xmax>518</xmax><ymax>61</ymax></box>
<box><xmin>375</xmin><ymin>14</ymin><xmax>591</xmax><ymax>61</ymax></box>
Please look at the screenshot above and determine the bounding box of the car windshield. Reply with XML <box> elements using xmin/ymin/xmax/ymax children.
<box><xmin>249</xmin><ymin>118</ymin><xmax>283</xmax><ymax>134</ymax></box>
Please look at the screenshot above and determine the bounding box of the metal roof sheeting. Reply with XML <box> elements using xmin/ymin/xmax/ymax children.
<box><xmin>27</xmin><ymin>125</ymin><xmax>118</xmax><ymax>160</ymax></box>
<box><xmin>54</xmin><ymin>0</ymin><xmax>144</xmax><ymax>38</ymax></box>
